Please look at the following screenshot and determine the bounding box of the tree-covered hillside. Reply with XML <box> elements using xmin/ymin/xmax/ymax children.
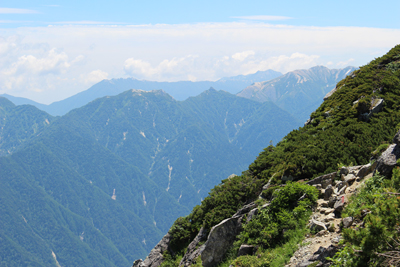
<box><xmin>0</xmin><ymin>88</ymin><xmax>298</xmax><ymax>266</ymax></box>
<box><xmin>155</xmin><ymin>45</ymin><xmax>400</xmax><ymax>267</ymax></box>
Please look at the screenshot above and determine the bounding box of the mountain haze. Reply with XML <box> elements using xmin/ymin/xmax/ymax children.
<box><xmin>1</xmin><ymin>70</ymin><xmax>282</xmax><ymax>116</ymax></box>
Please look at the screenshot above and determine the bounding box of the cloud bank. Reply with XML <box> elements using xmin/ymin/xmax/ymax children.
<box><xmin>0</xmin><ymin>22</ymin><xmax>399</xmax><ymax>103</ymax></box>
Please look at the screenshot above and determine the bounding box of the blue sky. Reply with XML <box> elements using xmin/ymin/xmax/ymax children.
<box><xmin>1</xmin><ymin>0</ymin><xmax>400</xmax><ymax>103</ymax></box>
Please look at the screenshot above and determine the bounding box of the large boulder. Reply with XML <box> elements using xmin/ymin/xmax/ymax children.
<box><xmin>375</xmin><ymin>144</ymin><xmax>400</xmax><ymax>178</ymax></box>
<box><xmin>201</xmin><ymin>217</ymin><xmax>242</xmax><ymax>267</ymax></box>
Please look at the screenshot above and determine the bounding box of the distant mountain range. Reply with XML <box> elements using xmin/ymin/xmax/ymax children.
<box><xmin>1</xmin><ymin>69</ymin><xmax>282</xmax><ymax>116</ymax></box>
<box><xmin>237</xmin><ymin>66</ymin><xmax>357</xmax><ymax>123</ymax></box>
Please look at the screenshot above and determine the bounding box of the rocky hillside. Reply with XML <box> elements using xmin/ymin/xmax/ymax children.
<box><xmin>134</xmin><ymin>45</ymin><xmax>400</xmax><ymax>267</ymax></box>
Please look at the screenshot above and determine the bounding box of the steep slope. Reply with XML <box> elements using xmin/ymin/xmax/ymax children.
<box><xmin>237</xmin><ymin>66</ymin><xmax>356</xmax><ymax>122</ymax></box>
<box><xmin>1</xmin><ymin>70</ymin><xmax>282</xmax><ymax>116</ymax></box>
<box><xmin>140</xmin><ymin>45</ymin><xmax>400</xmax><ymax>267</ymax></box>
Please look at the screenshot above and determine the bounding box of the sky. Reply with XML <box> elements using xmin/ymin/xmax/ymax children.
<box><xmin>1</xmin><ymin>0</ymin><xmax>400</xmax><ymax>104</ymax></box>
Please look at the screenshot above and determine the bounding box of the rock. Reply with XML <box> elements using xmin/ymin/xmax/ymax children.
<box><xmin>134</xmin><ymin>233</ymin><xmax>172</xmax><ymax>267</ymax></box>
<box><xmin>338</xmin><ymin>185</ymin><xmax>347</xmax><ymax>195</ymax></box>
<box><xmin>359</xmin><ymin>98</ymin><xmax>384</xmax><ymax>121</ymax></box>
<box><xmin>343</xmin><ymin>174</ymin><xmax>356</xmax><ymax>184</ymax></box>
<box><xmin>375</xmin><ymin>144</ymin><xmax>400</xmax><ymax>178</ymax></box>
<box><xmin>370</xmin><ymin>98</ymin><xmax>384</xmax><ymax>114</ymax></box>
<box><xmin>201</xmin><ymin>217</ymin><xmax>242</xmax><ymax>267</ymax></box>
<box><xmin>331</xmin><ymin>236</ymin><xmax>342</xmax><ymax>244</ymax></box>
<box><xmin>317</xmin><ymin>199</ymin><xmax>329</xmax><ymax>208</ymax></box>
<box><xmin>316</xmin><ymin>230</ymin><xmax>327</xmax><ymax>236</ymax></box>
<box><xmin>324</xmin><ymin>185</ymin><xmax>334</xmax><ymax>200</ymax></box>
<box><xmin>334</xmin><ymin>195</ymin><xmax>346</xmax><ymax>215</ymax></box>
<box><xmin>323</xmin><ymin>86</ymin><xmax>337</xmax><ymax>100</ymax></box>
<box><xmin>247</xmin><ymin>208</ymin><xmax>259</xmax><ymax>222</ymax></box>
<box><xmin>328</xmin><ymin>195</ymin><xmax>337</xmax><ymax>208</ymax></box>
<box><xmin>339</xmin><ymin>167</ymin><xmax>349</xmax><ymax>176</ymax></box>
<box><xmin>309</xmin><ymin>219</ymin><xmax>327</xmax><ymax>232</ymax></box>
<box><xmin>393</xmin><ymin>129</ymin><xmax>400</xmax><ymax>145</ymax></box>
<box><xmin>307</xmin><ymin>172</ymin><xmax>336</xmax><ymax>189</ymax></box>
<box><xmin>227</xmin><ymin>174</ymin><xmax>237</xmax><ymax>179</ymax></box>
<box><xmin>309</xmin><ymin>245</ymin><xmax>338</xmax><ymax>263</ymax></box>
<box><xmin>335</xmin><ymin>181</ymin><xmax>346</xmax><ymax>192</ymax></box>
<box><xmin>343</xmin><ymin>217</ymin><xmax>354</xmax><ymax>228</ymax></box>
<box><xmin>356</xmin><ymin>163</ymin><xmax>372</xmax><ymax>179</ymax></box>
<box><xmin>133</xmin><ymin>259</ymin><xmax>143</xmax><ymax>267</ymax></box>
<box><xmin>179</xmin><ymin>228</ymin><xmax>208</xmax><ymax>267</ymax></box>
<box><xmin>237</xmin><ymin>245</ymin><xmax>256</xmax><ymax>256</ymax></box>
<box><xmin>324</xmin><ymin>208</ymin><xmax>334</xmax><ymax>215</ymax></box>
<box><xmin>233</xmin><ymin>202</ymin><xmax>256</xmax><ymax>217</ymax></box>
<box><xmin>323</xmin><ymin>213</ymin><xmax>336</xmax><ymax>222</ymax></box>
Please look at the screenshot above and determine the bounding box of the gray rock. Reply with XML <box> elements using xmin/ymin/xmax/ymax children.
<box><xmin>328</xmin><ymin>195</ymin><xmax>337</xmax><ymax>208</ymax></box>
<box><xmin>309</xmin><ymin>245</ymin><xmax>338</xmax><ymax>263</ymax></box>
<box><xmin>393</xmin><ymin>129</ymin><xmax>400</xmax><ymax>145</ymax></box>
<box><xmin>375</xmin><ymin>144</ymin><xmax>400</xmax><ymax>178</ymax></box>
<box><xmin>237</xmin><ymin>244</ymin><xmax>256</xmax><ymax>256</ymax></box>
<box><xmin>371</xmin><ymin>98</ymin><xmax>384</xmax><ymax>114</ymax></box>
<box><xmin>343</xmin><ymin>217</ymin><xmax>354</xmax><ymax>228</ymax></box>
<box><xmin>343</xmin><ymin>174</ymin><xmax>356</xmax><ymax>184</ymax></box>
<box><xmin>335</xmin><ymin>181</ymin><xmax>346</xmax><ymax>192</ymax></box>
<box><xmin>309</xmin><ymin>219</ymin><xmax>327</xmax><ymax>232</ymax></box>
<box><xmin>338</xmin><ymin>185</ymin><xmax>347</xmax><ymax>195</ymax></box>
<box><xmin>133</xmin><ymin>259</ymin><xmax>144</xmax><ymax>267</ymax></box>
<box><xmin>135</xmin><ymin>233</ymin><xmax>172</xmax><ymax>267</ymax></box>
<box><xmin>227</xmin><ymin>174</ymin><xmax>237</xmax><ymax>179</ymax></box>
<box><xmin>233</xmin><ymin>202</ymin><xmax>256</xmax><ymax>217</ymax></box>
<box><xmin>334</xmin><ymin>195</ymin><xmax>346</xmax><ymax>215</ymax></box>
<box><xmin>324</xmin><ymin>185</ymin><xmax>334</xmax><ymax>200</ymax></box>
<box><xmin>179</xmin><ymin>228</ymin><xmax>208</xmax><ymax>267</ymax></box>
<box><xmin>323</xmin><ymin>86</ymin><xmax>338</xmax><ymax>101</ymax></box>
<box><xmin>201</xmin><ymin>217</ymin><xmax>242</xmax><ymax>267</ymax></box>
<box><xmin>246</xmin><ymin>208</ymin><xmax>259</xmax><ymax>222</ymax></box>
<box><xmin>356</xmin><ymin>163</ymin><xmax>372</xmax><ymax>179</ymax></box>
<box><xmin>307</xmin><ymin>172</ymin><xmax>336</xmax><ymax>189</ymax></box>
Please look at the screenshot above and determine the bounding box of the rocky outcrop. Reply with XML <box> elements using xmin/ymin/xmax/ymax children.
<box><xmin>179</xmin><ymin>228</ymin><xmax>208</xmax><ymax>267</ymax></box>
<box><xmin>132</xmin><ymin>233</ymin><xmax>172</xmax><ymax>267</ymax></box>
<box><xmin>201</xmin><ymin>217</ymin><xmax>243</xmax><ymax>267</ymax></box>
<box><xmin>375</xmin><ymin>143</ymin><xmax>400</xmax><ymax>178</ymax></box>
<box><xmin>358</xmin><ymin>98</ymin><xmax>384</xmax><ymax>122</ymax></box>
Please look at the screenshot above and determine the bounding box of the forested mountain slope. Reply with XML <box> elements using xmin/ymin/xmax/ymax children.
<box><xmin>141</xmin><ymin>45</ymin><xmax>400</xmax><ymax>267</ymax></box>
<box><xmin>0</xmin><ymin>88</ymin><xmax>298</xmax><ymax>266</ymax></box>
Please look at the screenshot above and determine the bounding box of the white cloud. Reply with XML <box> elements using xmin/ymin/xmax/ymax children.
<box><xmin>231</xmin><ymin>15</ymin><xmax>292</xmax><ymax>21</ymax></box>
<box><xmin>84</xmin><ymin>70</ymin><xmax>109</xmax><ymax>84</ymax></box>
<box><xmin>0</xmin><ymin>8</ymin><xmax>37</xmax><ymax>14</ymax></box>
<box><xmin>5</xmin><ymin>48</ymin><xmax>71</xmax><ymax>76</ymax></box>
<box><xmin>124</xmin><ymin>55</ymin><xmax>202</xmax><ymax>81</ymax></box>
<box><xmin>232</xmin><ymin>50</ymin><xmax>255</xmax><ymax>61</ymax></box>
<box><xmin>336</xmin><ymin>58</ymin><xmax>355</xmax><ymax>67</ymax></box>
<box><xmin>0</xmin><ymin>23</ymin><xmax>399</xmax><ymax>103</ymax></box>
